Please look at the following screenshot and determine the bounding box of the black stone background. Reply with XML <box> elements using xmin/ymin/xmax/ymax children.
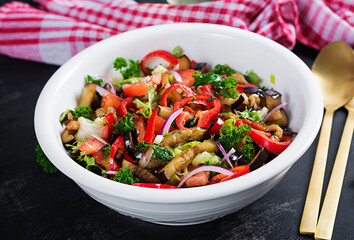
<box><xmin>0</xmin><ymin>1</ymin><xmax>353</xmax><ymax>239</ymax></box>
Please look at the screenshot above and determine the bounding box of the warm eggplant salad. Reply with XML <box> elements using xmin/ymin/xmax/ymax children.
<box><xmin>60</xmin><ymin>46</ymin><xmax>295</xmax><ymax>189</ymax></box>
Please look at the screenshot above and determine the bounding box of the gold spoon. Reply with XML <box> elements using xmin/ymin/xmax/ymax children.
<box><xmin>315</xmin><ymin>95</ymin><xmax>354</xmax><ymax>240</ymax></box>
<box><xmin>300</xmin><ymin>41</ymin><xmax>354</xmax><ymax>235</ymax></box>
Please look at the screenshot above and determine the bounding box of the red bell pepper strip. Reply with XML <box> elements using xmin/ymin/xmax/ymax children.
<box><xmin>220</xmin><ymin>165</ymin><xmax>250</xmax><ymax>182</ymax></box>
<box><xmin>195</xmin><ymin>98</ymin><xmax>221</xmax><ymax>129</ymax></box>
<box><xmin>160</xmin><ymin>84</ymin><xmax>195</xmax><ymax>107</ymax></box>
<box><xmin>118</xmin><ymin>97</ymin><xmax>135</xmax><ymax>116</ymax></box>
<box><xmin>103</xmin><ymin>112</ymin><xmax>114</xmax><ymax>140</ymax></box>
<box><xmin>132</xmin><ymin>183</ymin><xmax>179</xmax><ymax>189</ymax></box>
<box><xmin>140</xmin><ymin>50</ymin><xmax>178</xmax><ymax>76</ymax></box>
<box><xmin>174</xmin><ymin>94</ymin><xmax>221</xmax><ymax>129</ymax></box>
<box><xmin>236</xmin><ymin>84</ymin><xmax>259</xmax><ymax>92</ymax></box>
<box><xmin>175</xmin><ymin>111</ymin><xmax>190</xmax><ymax>130</ymax></box>
<box><xmin>109</xmin><ymin>135</ymin><xmax>125</xmax><ymax>171</ymax></box>
<box><xmin>209</xmin><ymin>165</ymin><xmax>250</xmax><ymax>184</ymax></box>
<box><xmin>78</xmin><ymin>138</ymin><xmax>105</xmax><ymax>155</ymax></box>
<box><xmin>205</xmin><ymin>118</ymin><xmax>225</xmax><ymax>139</ymax></box>
<box><xmin>248</xmin><ymin>129</ymin><xmax>292</xmax><ymax>153</ymax></box>
<box><xmin>143</xmin><ymin>108</ymin><xmax>158</xmax><ymax>143</ymax></box>
<box><xmin>124</xmin><ymin>154</ymin><xmax>135</xmax><ymax>164</ymax></box>
<box><xmin>241</xmin><ymin>119</ymin><xmax>265</xmax><ymax>131</ymax></box>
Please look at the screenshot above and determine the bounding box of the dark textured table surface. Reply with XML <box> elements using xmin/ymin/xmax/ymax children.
<box><xmin>1</xmin><ymin>1</ymin><xmax>353</xmax><ymax>239</ymax></box>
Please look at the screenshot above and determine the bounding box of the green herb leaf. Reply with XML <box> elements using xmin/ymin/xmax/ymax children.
<box><xmin>245</xmin><ymin>70</ymin><xmax>261</xmax><ymax>86</ymax></box>
<box><xmin>218</xmin><ymin>119</ymin><xmax>254</xmax><ymax>162</ymax></box>
<box><xmin>172</xmin><ymin>45</ymin><xmax>182</xmax><ymax>57</ymax></box>
<box><xmin>112</xmin><ymin>112</ymin><xmax>135</xmax><ymax>133</ymax></box>
<box><xmin>65</xmin><ymin>141</ymin><xmax>82</xmax><ymax>154</ymax></box>
<box><xmin>133</xmin><ymin>86</ymin><xmax>157</xmax><ymax>118</ymax></box>
<box><xmin>35</xmin><ymin>145</ymin><xmax>57</xmax><ymax>174</ymax></box>
<box><xmin>85</xmin><ymin>75</ymin><xmax>103</xmax><ymax>86</ymax></box>
<box><xmin>113</xmin><ymin>57</ymin><xmax>141</xmax><ymax>79</ymax></box>
<box><xmin>237</xmin><ymin>107</ymin><xmax>265</xmax><ymax>125</ymax></box>
<box><xmin>112</xmin><ymin>168</ymin><xmax>139</xmax><ymax>184</ymax></box>
<box><xmin>193</xmin><ymin>72</ymin><xmax>238</xmax><ymax>99</ymax></box>
<box><xmin>136</xmin><ymin>141</ymin><xmax>174</xmax><ymax>164</ymax></box>
<box><xmin>72</xmin><ymin>106</ymin><xmax>92</xmax><ymax>120</ymax></box>
<box><xmin>78</xmin><ymin>154</ymin><xmax>96</xmax><ymax>168</ymax></box>
<box><xmin>209</xmin><ymin>64</ymin><xmax>239</xmax><ymax>76</ymax></box>
<box><xmin>218</xmin><ymin>111</ymin><xmax>232</xmax><ymax>117</ymax></box>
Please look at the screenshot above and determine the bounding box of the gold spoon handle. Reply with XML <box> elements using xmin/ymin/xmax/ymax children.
<box><xmin>300</xmin><ymin>108</ymin><xmax>335</xmax><ymax>234</ymax></box>
<box><xmin>315</xmin><ymin>108</ymin><xmax>354</xmax><ymax>240</ymax></box>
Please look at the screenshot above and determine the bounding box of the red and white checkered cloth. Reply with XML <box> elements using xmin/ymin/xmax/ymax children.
<box><xmin>0</xmin><ymin>0</ymin><xmax>353</xmax><ymax>65</ymax></box>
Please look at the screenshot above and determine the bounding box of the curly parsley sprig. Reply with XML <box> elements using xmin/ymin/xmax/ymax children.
<box><xmin>35</xmin><ymin>145</ymin><xmax>57</xmax><ymax>174</ymax></box>
<box><xmin>113</xmin><ymin>57</ymin><xmax>141</xmax><ymax>79</ymax></box>
<box><xmin>136</xmin><ymin>141</ymin><xmax>174</xmax><ymax>164</ymax></box>
<box><xmin>193</xmin><ymin>72</ymin><xmax>238</xmax><ymax>99</ymax></box>
<box><xmin>112</xmin><ymin>113</ymin><xmax>135</xmax><ymax>133</ymax></box>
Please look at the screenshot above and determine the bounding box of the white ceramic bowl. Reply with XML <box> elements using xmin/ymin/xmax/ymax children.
<box><xmin>34</xmin><ymin>23</ymin><xmax>323</xmax><ymax>226</ymax></box>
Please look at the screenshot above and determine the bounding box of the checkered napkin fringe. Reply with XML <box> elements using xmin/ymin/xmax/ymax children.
<box><xmin>0</xmin><ymin>0</ymin><xmax>352</xmax><ymax>65</ymax></box>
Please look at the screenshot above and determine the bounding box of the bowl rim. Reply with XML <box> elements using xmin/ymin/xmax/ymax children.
<box><xmin>34</xmin><ymin>23</ymin><xmax>323</xmax><ymax>203</ymax></box>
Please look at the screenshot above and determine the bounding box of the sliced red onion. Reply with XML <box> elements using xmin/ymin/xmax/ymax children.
<box><xmin>154</xmin><ymin>135</ymin><xmax>163</xmax><ymax>144</ymax></box>
<box><xmin>170</xmin><ymin>70</ymin><xmax>182</xmax><ymax>83</ymax></box>
<box><xmin>96</xmin><ymin>85</ymin><xmax>111</xmax><ymax>96</ymax></box>
<box><xmin>221</xmin><ymin>148</ymin><xmax>235</xmax><ymax>161</ymax></box>
<box><xmin>139</xmin><ymin>147</ymin><xmax>153</xmax><ymax>168</ymax></box>
<box><xmin>262</xmin><ymin>101</ymin><xmax>288</xmax><ymax>122</ymax></box>
<box><xmin>233</xmin><ymin>109</ymin><xmax>239</xmax><ymax>117</ymax></box>
<box><xmin>215</xmin><ymin>141</ymin><xmax>233</xmax><ymax>168</ymax></box>
<box><xmin>177</xmin><ymin>165</ymin><xmax>234</xmax><ymax>188</ymax></box>
<box><xmin>90</xmin><ymin>133</ymin><xmax>110</xmax><ymax>146</ymax></box>
<box><xmin>160</xmin><ymin>108</ymin><xmax>184</xmax><ymax>135</ymax></box>
<box><xmin>105</xmin><ymin>170</ymin><xmax>117</xmax><ymax>175</ymax></box>
<box><xmin>98</xmin><ymin>76</ymin><xmax>117</xmax><ymax>95</ymax></box>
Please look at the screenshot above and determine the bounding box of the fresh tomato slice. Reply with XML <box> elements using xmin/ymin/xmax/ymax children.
<box><xmin>122</xmin><ymin>74</ymin><xmax>162</xmax><ymax>97</ymax></box>
<box><xmin>140</xmin><ymin>50</ymin><xmax>178</xmax><ymax>76</ymax></box>
<box><xmin>153</xmin><ymin>115</ymin><xmax>175</xmax><ymax>135</ymax></box>
<box><xmin>205</xmin><ymin>118</ymin><xmax>225</xmax><ymax>139</ymax></box>
<box><xmin>78</xmin><ymin>138</ymin><xmax>105</xmax><ymax>155</ymax></box>
<box><xmin>133</xmin><ymin>115</ymin><xmax>146</xmax><ymax>143</ymax></box>
<box><xmin>117</xmin><ymin>97</ymin><xmax>135</xmax><ymax>116</ymax></box>
<box><xmin>175</xmin><ymin>69</ymin><xmax>196</xmax><ymax>87</ymax></box>
<box><xmin>103</xmin><ymin>112</ymin><xmax>114</xmax><ymax>140</ymax></box>
<box><xmin>132</xmin><ymin>183</ymin><xmax>179</xmax><ymax>189</ymax></box>
<box><xmin>101</xmin><ymin>93</ymin><xmax>122</xmax><ymax>108</ymax></box>
<box><xmin>92</xmin><ymin>149</ymin><xmax>109</xmax><ymax>170</ymax></box>
<box><xmin>160</xmin><ymin>84</ymin><xmax>195</xmax><ymax>107</ymax></box>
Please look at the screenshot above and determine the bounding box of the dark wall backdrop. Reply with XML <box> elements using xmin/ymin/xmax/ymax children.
<box><xmin>1</xmin><ymin>1</ymin><xmax>353</xmax><ymax>239</ymax></box>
